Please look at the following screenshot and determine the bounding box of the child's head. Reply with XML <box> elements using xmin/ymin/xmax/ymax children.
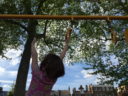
<box><xmin>40</xmin><ymin>53</ymin><xmax>65</xmax><ymax>80</ymax></box>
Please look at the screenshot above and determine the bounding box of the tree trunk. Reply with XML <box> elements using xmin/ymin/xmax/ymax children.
<box><xmin>14</xmin><ymin>19</ymin><xmax>37</xmax><ymax>96</ymax></box>
<box><xmin>14</xmin><ymin>36</ymin><xmax>33</xmax><ymax>96</ymax></box>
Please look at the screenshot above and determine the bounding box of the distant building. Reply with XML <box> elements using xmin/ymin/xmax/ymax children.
<box><xmin>72</xmin><ymin>84</ymin><xmax>116</xmax><ymax>96</ymax></box>
<box><xmin>72</xmin><ymin>87</ymin><xmax>81</xmax><ymax>96</ymax></box>
<box><xmin>0</xmin><ymin>87</ymin><xmax>3</xmax><ymax>96</ymax></box>
<box><xmin>51</xmin><ymin>87</ymin><xmax>71</xmax><ymax>96</ymax></box>
<box><xmin>0</xmin><ymin>87</ymin><xmax>8</xmax><ymax>96</ymax></box>
<box><xmin>51</xmin><ymin>90</ymin><xmax>59</xmax><ymax>96</ymax></box>
<box><xmin>58</xmin><ymin>90</ymin><xmax>71</xmax><ymax>96</ymax></box>
<box><xmin>117</xmin><ymin>85</ymin><xmax>128</xmax><ymax>96</ymax></box>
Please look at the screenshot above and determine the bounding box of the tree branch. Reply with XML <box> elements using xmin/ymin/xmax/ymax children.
<box><xmin>118</xmin><ymin>0</ymin><xmax>128</xmax><ymax>14</ymax></box>
<box><xmin>36</xmin><ymin>34</ymin><xmax>44</xmax><ymax>39</ymax></box>
<box><xmin>3</xmin><ymin>20</ymin><xmax>28</xmax><ymax>32</ymax></box>
<box><xmin>36</xmin><ymin>0</ymin><xmax>47</xmax><ymax>14</ymax></box>
<box><xmin>98</xmin><ymin>38</ymin><xmax>124</xmax><ymax>42</ymax></box>
<box><xmin>35</xmin><ymin>20</ymin><xmax>49</xmax><ymax>45</ymax></box>
<box><xmin>23</xmin><ymin>0</ymin><xmax>32</xmax><ymax>14</ymax></box>
<box><xmin>102</xmin><ymin>29</ymin><xmax>108</xmax><ymax>41</ymax></box>
<box><xmin>43</xmin><ymin>20</ymin><xmax>48</xmax><ymax>41</ymax></box>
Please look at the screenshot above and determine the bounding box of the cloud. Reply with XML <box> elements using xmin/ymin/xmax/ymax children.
<box><xmin>0</xmin><ymin>49</ymin><xmax>21</xmax><ymax>91</ymax></box>
<box><xmin>2</xmin><ymin>84</ymin><xmax>11</xmax><ymax>91</ymax></box>
<box><xmin>4</xmin><ymin>49</ymin><xmax>22</xmax><ymax>58</ymax></box>
<box><xmin>9</xmin><ymin>57</ymin><xmax>20</xmax><ymax>66</ymax></box>
<box><xmin>53</xmin><ymin>63</ymin><xmax>98</xmax><ymax>92</ymax></box>
<box><xmin>0</xmin><ymin>67</ymin><xmax>17</xmax><ymax>79</ymax></box>
<box><xmin>0</xmin><ymin>80</ymin><xmax>13</xmax><ymax>84</ymax></box>
<box><xmin>81</xmin><ymin>70</ymin><xmax>93</xmax><ymax>78</ymax></box>
<box><xmin>0</xmin><ymin>67</ymin><xmax>5</xmax><ymax>74</ymax></box>
<box><xmin>8</xmin><ymin>71</ymin><xmax>17</xmax><ymax>77</ymax></box>
<box><xmin>0</xmin><ymin>49</ymin><xmax>98</xmax><ymax>91</ymax></box>
<box><xmin>0</xmin><ymin>49</ymin><xmax>21</xmax><ymax>71</ymax></box>
<box><xmin>0</xmin><ymin>58</ymin><xmax>10</xmax><ymax>68</ymax></box>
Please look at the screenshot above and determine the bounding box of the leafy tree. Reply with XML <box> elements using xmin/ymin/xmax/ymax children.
<box><xmin>8</xmin><ymin>83</ymin><xmax>15</xmax><ymax>96</ymax></box>
<box><xmin>80</xmin><ymin>0</ymin><xmax>128</xmax><ymax>86</ymax></box>
<box><xmin>0</xmin><ymin>0</ymin><xmax>128</xmax><ymax>96</ymax></box>
<box><xmin>0</xmin><ymin>0</ymin><xmax>81</xmax><ymax>96</ymax></box>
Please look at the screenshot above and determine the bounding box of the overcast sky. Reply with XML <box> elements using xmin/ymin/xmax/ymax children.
<box><xmin>0</xmin><ymin>49</ymin><xmax>99</xmax><ymax>92</ymax></box>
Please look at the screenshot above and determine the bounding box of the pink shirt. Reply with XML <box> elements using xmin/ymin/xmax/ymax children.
<box><xmin>26</xmin><ymin>69</ymin><xmax>56</xmax><ymax>96</ymax></box>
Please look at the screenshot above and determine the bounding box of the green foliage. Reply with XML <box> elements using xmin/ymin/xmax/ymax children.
<box><xmin>0</xmin><ymin>0</ymin><xmax>128</xmax><ymax>88</ymax></box>
<box><xmin>8</xmin><ymin>83</ymin><xmax>14</xmax><ymax>96</ymax></box>
<box><xmin>0</xmin><ymin>20</ymin><xmax>24</xmax><ymax>56</ymax></box>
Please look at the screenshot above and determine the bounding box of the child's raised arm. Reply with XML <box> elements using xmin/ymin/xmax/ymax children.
<box><xmin>60</xmin><ymin>28</ymin><xmax>72</xmax><ymax>60</ymax></box>
<box><xmin>31</xmin><ymin>38</ymin><xmax>39</xmax><ymax>71</ymax></box>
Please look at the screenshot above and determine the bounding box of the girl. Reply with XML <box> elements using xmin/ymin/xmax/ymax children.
<box><xmin>26</xmin><ymin>28</ymin><xmax>72</xmax><ymax>96</ymax></box>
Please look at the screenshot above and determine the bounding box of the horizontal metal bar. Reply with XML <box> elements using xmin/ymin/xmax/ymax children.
<box><xmin>0</xmin><ymin>14</ymin><xmax>128</xmax><ymax>20</ymax></box>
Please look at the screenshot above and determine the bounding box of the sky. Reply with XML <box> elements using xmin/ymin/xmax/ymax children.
<box><xmin>0</xmin><ymin>48</ymin><xmax>99</xmax><ymax>92</ymax></box>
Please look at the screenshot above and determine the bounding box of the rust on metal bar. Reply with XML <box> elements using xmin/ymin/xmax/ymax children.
<box><xmin>0</xmin><ymin>14</ymin><xmax>128</xmax><ymax>20</ymax></box>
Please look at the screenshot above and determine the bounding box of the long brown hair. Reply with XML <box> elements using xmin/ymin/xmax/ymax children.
<box><xmin>40</xmin><ymin>53</ymin><xmax>65</xmax><ymax>80</ymax></box>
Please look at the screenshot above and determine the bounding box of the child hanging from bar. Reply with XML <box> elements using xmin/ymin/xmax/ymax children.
<box><xmin>26</xmin><ymin>28</ymin><xmax>72</xmax><ymax>96</ymax></box>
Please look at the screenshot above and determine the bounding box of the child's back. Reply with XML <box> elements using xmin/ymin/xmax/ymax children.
<box><xmin>26</xmin><ymin>68</ymin><xmax>56</xmax><ymax>96</ymax></box>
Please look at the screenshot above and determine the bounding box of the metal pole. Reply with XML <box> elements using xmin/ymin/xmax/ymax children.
<box><xmin>0</xmin><ymin>14</ymin><xmax>128</xmax><ymax>20</ymax></box>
